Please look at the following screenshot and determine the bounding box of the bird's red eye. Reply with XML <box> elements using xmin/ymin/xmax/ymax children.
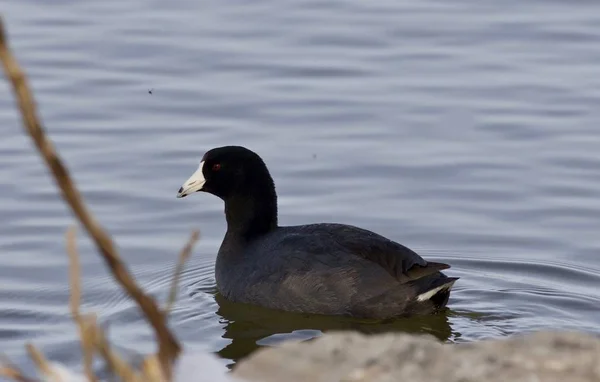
<box><xmin>212</xmin><ymin>163</ymin><xmax>221</xmax><ymax>171</ymax></box>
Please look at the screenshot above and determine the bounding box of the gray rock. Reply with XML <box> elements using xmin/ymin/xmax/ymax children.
<box><xmin>233</xmin><ymin>331</ymin><xmax>600</xmax><ymax>382</ymax></box>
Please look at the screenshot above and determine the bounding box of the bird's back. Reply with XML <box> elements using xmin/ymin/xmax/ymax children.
<box><xmin>215</xmin><ymin>223</ymin><xmax>455</xmax><ymax>318</ymax></box>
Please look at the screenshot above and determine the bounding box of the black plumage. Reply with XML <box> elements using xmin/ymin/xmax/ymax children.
<box><xmin>177</xmin><ymin>146</ymin><xmax>458</xmax><ymax>319</ymax></box>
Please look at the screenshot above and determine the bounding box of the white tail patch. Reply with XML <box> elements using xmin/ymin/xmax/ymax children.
<box><xmin>416</xmin><ymin>281</ymin><xmax>455</xmax><ymax>302</ymax></box>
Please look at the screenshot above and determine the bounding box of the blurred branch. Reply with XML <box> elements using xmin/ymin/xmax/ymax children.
<box><xmin>0</xmin><ymin>356</ymin><xmax>38</xmax><ymax>382</ymax></box>
<box><xmin>165</xmin><ymin>230</ymin><xmax>200</xmax><ymax>314</ymax></box>
<box><xmin>0</xmin><ymin>367</ymin><xmax>35</xmax><ymax>382</ymax></box>
<box><xmin>25</xmin><ymin>344</ymin><xmax>58</xmax><ymax>382</ymax></box>
<box><xmin>66</xmin><ymin>227</ymin><xmax>98</xmax><ymax>382</ymax></box>
<box><xmin>94</xmin><ymin>326</ymin><xmax>142</xmax><ymax>382</ymax></box>
<box><xmin>141</xmin><ymin>355</ymin><xmax>166</xmax><ymax>382</ymax></box>
<box><xmin>0</xmin><ymin>15</ymin><xmax>187</xmax><ymax>376</ymax></box>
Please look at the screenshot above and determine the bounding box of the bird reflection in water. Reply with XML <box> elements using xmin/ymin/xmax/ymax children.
<box><xmin>212</xmin><ymin>293</ymin><xmax>460</xmax><ymax>367</ymax></box>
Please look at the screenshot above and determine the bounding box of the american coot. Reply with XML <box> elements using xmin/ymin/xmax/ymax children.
<box><xmin>177</xmin><ymin>146</ymin><xmax>458</xmax><ymax>319</ymax></box>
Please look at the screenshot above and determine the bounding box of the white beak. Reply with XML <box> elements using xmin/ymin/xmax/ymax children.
<box><xmin>177</xmin><ymin>161</ymin><xmax>206</xmax><ymax>198</ymax></box>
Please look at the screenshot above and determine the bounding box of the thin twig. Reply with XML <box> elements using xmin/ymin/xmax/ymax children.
<box><xmin>141</xmin><ymin>355</ymin><xmax>166</xmax><ymax>382</ymax></box>
<box><xmin>66</xmin><ymin>226</ymin><xmax>81</xmax><ymax>319</ymax></box>
<box><xmin>93</xmin><ymin>325</ymin><xmax>142</xmax><ymax>382</ymax></box>
<box><xmin>0</xmin><ymin>355</ymin><xmax>38</xmax><ymax>382</ymax></box>
<box><xmin>66</xmin><ymin>226</ymin><xmax>99</xmax><ymax>382</ymax></box>
<box><xmin>0</xmin><ymin>15</ymin><xmax>180</xmax><ymax>375</ymax></box>
<box><xmin>0</xmin><ymin>366</ymin><xmax>35</xmax><ymax>382</ymax></box>
<box><xmin>165</xmin><ymin>230</ymin><xmax>200</xmax><ymax>314</ymax></box>
<box><xmin>25</xmin><ymin>344</ymin><xmax>60</xmax><ymax>382</ymax></box>
<box><xmin>80</xmin><ymin>314</ymin><xmax>99</xmax><ymax>382</ymax></box>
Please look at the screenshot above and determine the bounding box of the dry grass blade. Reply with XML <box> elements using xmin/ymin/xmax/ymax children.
<box><xmin>66</xmin><ymin>226</ymin><xmax>98</xmax><ymax>382</ymax></box>
<box><xmin>0</xmin><ymin>356</ymin><xmax>38</xmax><ymax>382</ymax></box>
<box><xmin>0</xmin><ymin>366</ymin><xmax>35</xmax><ymax>382</ymax></box>
<box><xmin>165</xmin><ymin>230</ymin><xmax>200</xmax><ymax>314</ymax></box>
<box><xmin>0</xmin><ymin>15</ymin><xmax>180</xmax><ymax>375</ymax></box>
<box><xmin>79</xmin><ymin>315</ymin><xmax>99</xmax><ymax>382</ymax></box>
<box><xmin>93</xmin><ymin>325</ymin><xmax>142</xmax><ymax>382</ymax></box>
<box><xmin>66</xmin><ymin>226</ymin><xmax>81</xmax><ymax>319</ymax></box>
<box><xmin>25</xmin><ymin>344</ymin><xmax>60</xmax><ymax>382</ymax></box>
<box><xmin>141</xmin><ymin>355</ymin><xmax>166</xmax><ymax>382</ymax></box>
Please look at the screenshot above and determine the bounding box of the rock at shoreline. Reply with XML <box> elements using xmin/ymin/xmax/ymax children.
<box><xmin>233</xmin><ymin>331</ymin><xmax>600</xmax><ymax>382</ymax></box>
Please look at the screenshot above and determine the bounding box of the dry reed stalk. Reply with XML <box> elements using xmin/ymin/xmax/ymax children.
<box><xmin>78</xmin><ymin>314</ymin><xmax>99</xmax><ymax>382</ymax></box>
<box><xmin>66</xmin><ymin>227</ymin><xmax>98</xmax><ymax>382</ymax></box>
<box><xmin>0</xmin><ymin>367</ymin><xmax>34</xmax><ymax>382</ymax></box>
<box><xmin>0</xmin><ymin>356</ymin><xmax>38</xmax><ymax>382</ymax></box>
<box><xmin>165</xmin><ymin>231</ymin><xmax>200</xmax><ymax>314</ymax></box>
<box><xmin>0</xmin><ymin>15</ymin><xmax>180</xmax><ymax>375</ymax></box>
<box><xmin>93</xmin><ymin>324</ymin><xmax>143</xmax><ymax>382</ymax></box>
<box><xmin>141</xmin><ymin>355</ymin><xmax>167</xmax><ymax>381</ymax></box>
<box><xmin>25</xmin><ymin>344</ymin><xmax>59</xmax><ymax>382</ymax></box>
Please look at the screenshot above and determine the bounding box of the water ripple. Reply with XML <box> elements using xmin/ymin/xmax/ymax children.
<box><xmin>2</xmin><ymin>0</ymin><xmax>600</xmax><ymax>369</ymax></box>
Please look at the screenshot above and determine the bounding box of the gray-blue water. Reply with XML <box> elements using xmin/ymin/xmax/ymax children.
<box><xmin>2</xmin><ymin>0</ymin><xmax>600</xmax><ymax>373</ymax></box>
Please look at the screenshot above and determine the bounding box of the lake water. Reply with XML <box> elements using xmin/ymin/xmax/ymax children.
<box><xmin>2</xmin><ymin>0</ymin><xmax>600</xmax><ymax>373</ymax></box>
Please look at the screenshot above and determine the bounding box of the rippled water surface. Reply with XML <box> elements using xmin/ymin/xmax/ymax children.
<box><xmin>2</xmin><ymin>0</ymin><xmax>600</xmax><ymax>372</ymax></box>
